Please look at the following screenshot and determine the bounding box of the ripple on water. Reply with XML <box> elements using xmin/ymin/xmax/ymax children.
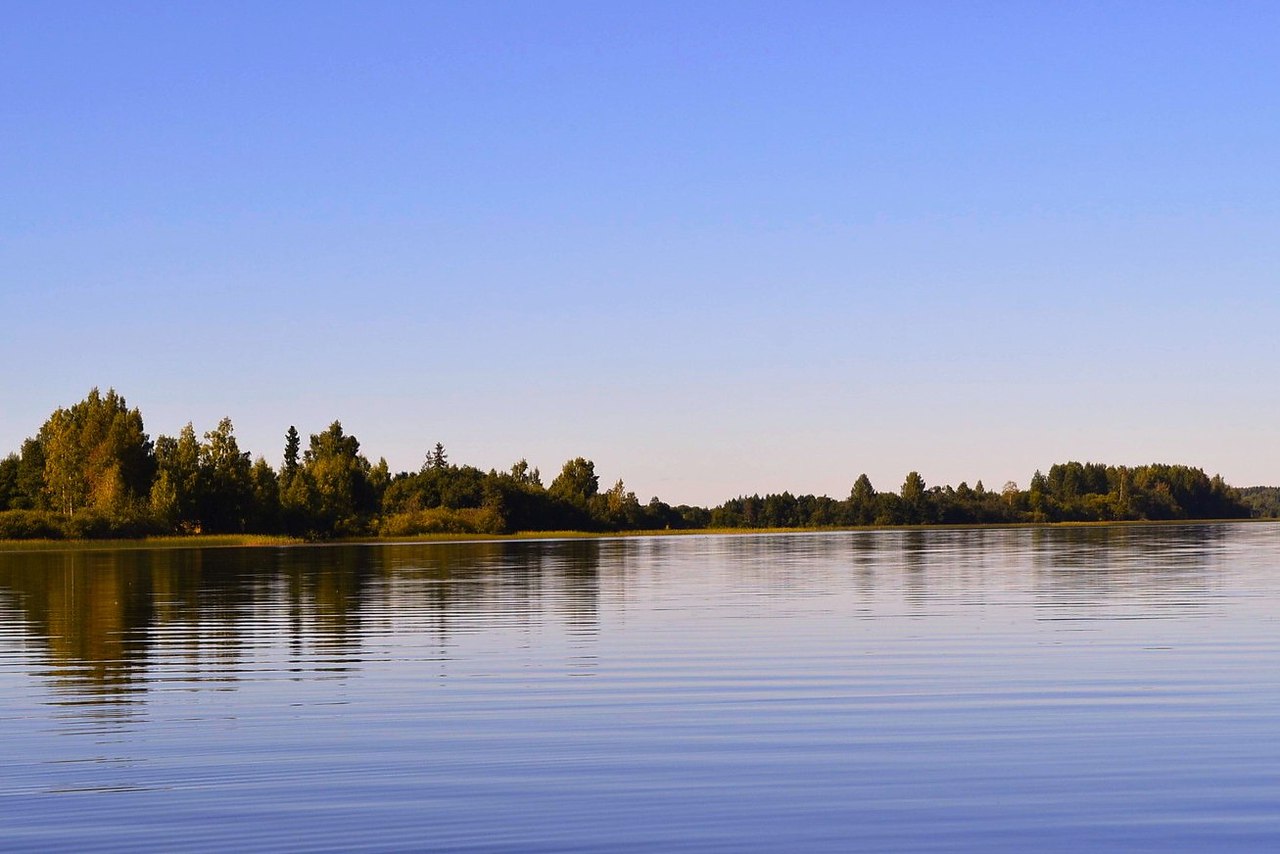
<box><xmin>0</xmin><ymin>524</ymin><xmax>1278</xmax><ymax>851</ymax></box>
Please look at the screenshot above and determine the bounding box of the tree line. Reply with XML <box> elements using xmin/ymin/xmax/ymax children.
<box><xmin>1238</xmin><ymin>486</ymin><xmax>1280</xmax><ymax>519</ymax></box>
<box><xmin>0</xmin><ymin>388</ymin><xmax>1260</xmax><ymax>541</ymax></box>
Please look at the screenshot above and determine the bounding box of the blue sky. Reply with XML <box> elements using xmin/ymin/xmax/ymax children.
<box><xmin>3</xmin><ymin>2</ymin><xmax>1278</xmax><ymax>504</ymax></box>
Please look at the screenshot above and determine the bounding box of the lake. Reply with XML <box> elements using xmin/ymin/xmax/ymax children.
<box><xmin>1</xmin><ymin>524</ymin><xmax>1278</xmax><ymax>851</ymax></box>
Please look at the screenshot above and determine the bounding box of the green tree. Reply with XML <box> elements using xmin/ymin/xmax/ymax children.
<box><xmin>280</xmin><ymin>465</ymin><xmax>319</xmax><ymax>536</ymax></box>
<box><xmin>592</xmin><ymin>478</ymin><xmax>642</xmax><ymax>529</ymax></box>
<box><xmin>1112</xmin><ymin>465</ymin><xmax>1133</xmax><ymax>519</ymax></box>
<box><xmin>300</xmin><ymin>421</ymin><xmax>376</xmax><ymax>536</ymax></box>
<box><xmin>874</xmin><ymin>491</ymin><xmax>906</xmax><ymax>525</ymax></box>
<box><xmin>14</xmin><ymin>439</ymin><xmax>45</xmax><ymax>510</ymax></box>
<box><xmin>848</xmin><ymin>473</ymin><xmax>876</xmax><ymax>525</ymax></box>
<box><xmin>283</xmin><ymin>426</ymin><xmax>301</xmax><ymax>479</ymax></box>
<box><xmin>510</xmin><ymin>459</ymin><xmax>541</xmax><ymax>486</ymax></box>
<box><xmin>549</xmin><ymin>457</ymin><xmax>599</xmax><ymax>510</ymax></box>
<box><xmin>41</xmin><ymin>407</ymin><xmax>86</xmax><ymax>516</ymax></box>
<box><xmin>1029</xmin><ymin>470</ymin><xmax>1047</xmax><ymax>522</ymax></box>
<box><xmin>151</xmin><ymin>424</ymin><xmax>202</xmax><ymax>530</ymax></box>
<box><xmin>199</xmin><ymin>417</ymin><xmax>253</xmax><ymax>532</ymax></box>
<box><xmin>0</xmin><ymin>454</ymin><xmax>19</xmax><ymax>510</ymax></box>
<box><xmin>369</xmin><ymin>457</ymin><xmax>391</xmax><ymax>507</ymax></box>
<box><xmin>249</xmin><ymin>457</ymin><xmax>281</xmax><ymax>532</ymax></box>
<box><xmin>148</xmin><ymin>468</ymin><xmax>179</xmax><ymax>529</ymax></box>
<box><xmin>900</xmin><ymin>471</ymin><xmax>928</xmax><ymax>523</ymax></box>
<box><xmin>38</xmin><ymin>388</ymin><xmax>153</xmax><ymax>517</ymax></box>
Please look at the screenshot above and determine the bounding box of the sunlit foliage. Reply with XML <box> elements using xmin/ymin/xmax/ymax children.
<box><xmin>0</xmin><ymin>391</ymin><xmax>1261</xmax><ymax>541</ymax></box>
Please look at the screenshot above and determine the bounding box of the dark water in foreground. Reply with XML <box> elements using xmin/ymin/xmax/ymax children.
<box><xmin>1</xmin><ymin>524</ymin><xmax>1278</xmax><ymax>852</ymax></box>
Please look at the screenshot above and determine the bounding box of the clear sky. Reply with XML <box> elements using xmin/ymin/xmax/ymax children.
<box><xmin>3</xmin><ymin>1</ymin><xmax>1278</xmax><ymax>505</ymax></box>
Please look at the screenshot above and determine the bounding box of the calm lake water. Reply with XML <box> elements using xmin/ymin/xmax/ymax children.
<box><xmin>1</xmin><ymin>524</ymin><xmax>1278</xmax><ymax>852</ymax></box>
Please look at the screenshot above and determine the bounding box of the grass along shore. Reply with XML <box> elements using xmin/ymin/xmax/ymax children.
<box><xmin>0</xmin><ymin>517</ymin><xmax>1272</xmax><ymax>553</ymax></box>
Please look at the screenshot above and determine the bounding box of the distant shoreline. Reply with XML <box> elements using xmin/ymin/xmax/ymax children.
<box><xmin>5</xmin><ymin>390</ymin><xmax>1266</xmax><ymax>543</ymax></box>
<box><xmin>2</xmin><ymin>517</ymin><xmax>1272</xmax><ymax>554</ymax></box>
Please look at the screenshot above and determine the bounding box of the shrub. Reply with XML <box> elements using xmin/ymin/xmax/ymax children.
<box><xmin>378</xmin><ymin>507</ymin><xmax>506</xmax><ymax>537</ymax></box>
<box><xmin>0</xmin><ymin>509</ymin><xmax>65</xmax><ymax>540</ymax></box>
<box><xmin>65</xmin><ymin>506</ymin><xmax>164</xmax><ymax>539</ymax></box>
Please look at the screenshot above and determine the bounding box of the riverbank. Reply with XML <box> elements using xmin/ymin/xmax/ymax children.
<box><xmin>1</xmin><ymin>517</ymin><xmax>1272</xmax><ymax>553</ymax></box>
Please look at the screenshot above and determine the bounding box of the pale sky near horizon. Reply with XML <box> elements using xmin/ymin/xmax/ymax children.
<box><xmin>3</xmin><ymin>2</ymin><xmax>1278</xmax><ymax>505</ymax></box>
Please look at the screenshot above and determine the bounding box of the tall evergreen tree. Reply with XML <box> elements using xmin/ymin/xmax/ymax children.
<box><xmin>283</xmin><ymin>426</ymin><xmax>301</xmax><ymax>478</ymax></box>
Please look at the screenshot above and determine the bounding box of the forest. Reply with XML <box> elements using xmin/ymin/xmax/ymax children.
<box><xmin>0</xmin><ymin>388</ymin><xmax>1260</xmax><ymax>541</ymax></box>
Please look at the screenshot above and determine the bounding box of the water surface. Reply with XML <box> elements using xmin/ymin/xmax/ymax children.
<box><xmin>1</xmin><ymin>524</ymin><xmax>1278</xmax><ymax>851</ymax></box>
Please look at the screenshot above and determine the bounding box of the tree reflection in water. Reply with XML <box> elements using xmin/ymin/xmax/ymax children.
<box><xmin>0</xmin><ymin>540</ymin><xmax>603</xmax><ymax>716</ymax></box>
